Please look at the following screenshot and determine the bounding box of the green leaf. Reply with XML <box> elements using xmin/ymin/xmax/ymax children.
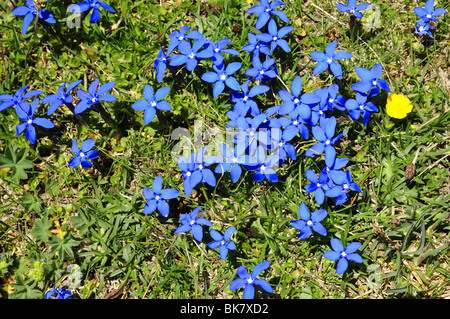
<box><xmin>48</xmin><ymin>236</ymin><xmax>79</xmax><ymax>260</ymax></box>
<box><xmin>30</xmin><ymin>216</ymin><xmax>52</xmax><ymax>242</ymax></box>
<box><xmin>10</xmin><ymin>277</ymin><xmax>42</xmax><ymax>299</ymax></box>
<box><xmin>0</xmin><ymin>146</ymin><xmax>33</xmax><ymax>183</ymax></box>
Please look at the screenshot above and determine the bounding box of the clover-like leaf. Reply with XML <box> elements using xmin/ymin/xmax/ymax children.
<box><xmin>31</xmin><ymin>216</ymin><xmax>52</xmax><ymax>242</ymax></box>
<box><xmin>0</xmin><ymin>146</ymin><xmax>33</xmax><ymax>183</ymax></box>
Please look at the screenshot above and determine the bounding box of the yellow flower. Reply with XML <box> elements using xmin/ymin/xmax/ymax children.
<box><xmin>385</xmin><ymin>94</ymin><xmax>413</xmax><ymax>119</ymax></box>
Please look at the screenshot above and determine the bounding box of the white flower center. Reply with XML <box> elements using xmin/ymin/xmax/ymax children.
<box><xmin>279</xmin><ymin>141</ymin><xmax>284</xmax><ymax>147</ymax></box>
<box><xmin>259</xmin><ymin>70</ymin><xmax>265</xmax><ymax>75</ymax></box>
<box><xmin>293</xmin><ymin>120</ymin><xmax>298</xmax><ymax>125</ymax></box>
<box><xmin>178</xmin><ymin>36</ymin><xmax>184</xmax><ymax>41</ymax></box>
<box><xmin>215</xmin><ymin>48</ymin><xmax>220</xmax><ymax>53</ymax></box>
<box><xmin>155</xmin><ymin>195</ymin><xmax>160</xmax><ymax>200</ymax></box>
<box><xmin>261</xmin><ymin>165</ymin><xmax>266</xmax><ymax>170</ymax></box>
<box><xmin>426</xmin><ymin>14</ymin><xmax>431</xmax><ymax>18</ymax></box>
<box><xmin>307</xmin><ymin>220</ymin><xmax>313</xmax><ymax>226</ymax></box>
<box><xmin>27</xmin><ymin>119</ymin><xmax>33</xmax><ymax>125</ymax></box>
<box><xmin>221</xmin><ymin>240</ymin><xmax>226</xmax><ymax>245</ymax></box>
<box><xmin>343</xmin><ymin>183</ymin><xmax>348</xmax><ymax>189</ymax></box>
<box><xmin>80</xmin><ymin>152</ymin><xmax>85</xmax><ymax>157</ymax></box>
<box><xmin>372</xmin><ymin>80</ymin><xmax>377</xmax><ymax>86</ymax></box>
<box><xmin>190</xmin><ymin>220</ymin><xmax>195</xmax><ymax>225</ymax></box>
<box><xmin>419</xmin><ymin>26</ymin><xmax>424</xmax><ymax>32</ymax></box>
<box><xmin>151</xmin><ymin>101</ymin><xmax>157</xmax><ymax>107</ymax></box>
<box><xmin>341</xmin><ymin>252</ymin><xmax>347</xmax><ymax>257</ymax></box>
<box><xmin>232</xmin><ymin>157</ymin><xmax>238</xmax><ymax>163</ymax></box>
<box><xmin>326</xmin><ymin>57</ymin><xmax>333</xmax><ymax>64</ymax></box>
<box><xmin>247</xmin><ymin>278</ymin><xmax>254</xmax><ymax>284</ymax></box>
<box><xmin>199</xmin><ymin>164</ymin><xmax>204</xmax><ymax>170</ymax></box>
<box><xmin>317</xmin><ymin>183</ymin><xmax>321</xmax><ymax>187</ymax></box>
<box><xmin>294</xmin><ymin>98</ymin><xmax>300</xmax><ymax>104</ymax></box>
<box><xmin>186</xmin><ymin>171</ymin><xmax>191</xmax><ymax>177</ymax></box>
<box><xmin>189</xmin><ymin>52</ymin><xmax>195</xmax><ymax>59</ymax></box>
<box><xmin>92</xmin><ymin>97</ymin><xmax>97</xmax><ymax>103</ymax></box>
<box><xmin>359</xmin><ymin>104</ymin><xmax>364</xmax><ymax>110</ymax></box>
<box><xmin>273</xmin><ymin>36</ymin><xmax>278</xmax><ymax>41</ymax></box>
<box><xmin>243</xmin><ymin>96</ymin><xmax>248</xmax><ymax>101</ymax></box>
<box><xmin>220</xmin><ymin>74</ymin><xmax>227</xmax><ymax>81</ymax></box>
<box><xmin>329</xmin><ymin>98</ymin><xmax>334</xmax><ymax>103</ymax></box>
<box><xmin>325</xmin><ymin>140</ymin><xmax>331</xmax><ymax>145</ymax></box>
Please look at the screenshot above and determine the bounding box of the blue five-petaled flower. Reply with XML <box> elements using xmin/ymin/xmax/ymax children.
<box><xmin>201</xmin><ymin>62</ymin><xmax>242</xmax><ymax>98</ymax></box>
<box><xmin>16</xmin><ymin>99</ymin><xmax>54</xmax><ymax>144</ymax></box>
<box><xmin>310</xmin><ymin>41</ymin><xmax>352</xmax><ymax>80</ymax></box>
<box><xmin>207</xmin><ymin>226</ymin><xmax>237</xmax><ymax>260</ymax></box>
<box><xmin>12</xmin><ymin>0</ymin><xmax>56</xmax><ymax>36</ymax></box>
<box><xmin>230</xmin><ymin>261</ymin><xmax>273</xmax><ymax>299</ymax></box>
<box><xmin>174</xmin><ymin>207</ymin><xmax>213</xmax><ymax>242</ymax></box>
<box><xmin>69</xmin><ymin>0</ymin><xmax>115</xmax><ymax>24</ymax></box>
<box><xmin>247</xmin><ymin>0</ymin><xmax>289</xmax><ymax>30</ymax></box>
<box><xmin>75</xmin><ymin>79</ymin><xmax>116</xmax><ymax>114</ymax></box>
<box><xmin>290</xmin><ymin>203</ymin><xmax>328</xmax><ymax>239</ymax></box>
<box><xmin>42</xmin><ymin>80</ymin><xmax>82</xmax><ymax>115</ymax></box>
<box><xmin>69</xmin><ymin>138</ymin><xmax>100</xmax><ymax>168</ymax></box>
<box><xmin>414</xmin><ymin>0</ymin><xmax>446</xmax><ymax>23</ymax></box>
<box><xmin>336</xmin><ymin>0</ymin><xmax>370</xmax><ymax>19</ymax></box>
<box><xmin>45</xmin><ymin>286</ymin><xmax>72</xmax><ymax>299</ymax></box>
<box><xmin>132</xmin><ymin>85</ymin><xmax>171</xmax><ymax>124</ymax></box>
<box><xmin>0</xmin><ymin>85</ymin><xmax>43</xmax><ymax>112</ymax></box>
<box><xmin>143</xmin><ymin>176</ymin><xmax>179</xmax><ymax>217</ymax></box>
<box><xmin>323</xmin><ymin>238</ymin><xmax>363</xmax><ymax>275</ymax></box>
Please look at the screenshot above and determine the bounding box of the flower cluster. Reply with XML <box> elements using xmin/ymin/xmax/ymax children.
<box><xmin>413</xmin><ymin>0</ymin><xmax>447</xmax><ymax>37</ymax></box>
<box><xmin>12</xmin><ymin>0</ymin><xmax>115</xmax><ymax>37</ymax></box>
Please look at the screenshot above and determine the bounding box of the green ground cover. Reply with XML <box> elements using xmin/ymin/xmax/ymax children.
<box><xmin>0</xmin><ymin>0</ymin><xmax>448</xmax><ymax>299</ymax></box>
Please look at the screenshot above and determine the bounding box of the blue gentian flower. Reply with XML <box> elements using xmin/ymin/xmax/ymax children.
<box><xmin>201</xmin><ymin>62</ymin><xmax>242</xmax><ymax>98</ymax></box>
<box><xmin>174</xmin><ymin>207</ymin><xmax>213</xmax><ymax>242</ymax></box>
<box><xmin>233</xmin><ymin>114</ymin><xmax>268</xmax><ymax>154</ymax></box>
<box><xmin>203</xmin><ymin>38</ymin><xmax>240</xmax><ymax>66</ymax></box>
<box><xmin>69</xmin><ymin>0</ymin><xmax>115</xmax><ymax>24</ymax></box>
<box><xmin>15</xmin><ymin>99</ymin><xmax>54</xmax><ymax>144</ymax></box>
<box><xmin>351</xmin><ymin>63</ymin><xmax>390</xmax><ymax>96</ymax></box>
<box><xmin>0</xmin><ymin>85</ymin><xmax>43</xmax><ymax>112</ymax></box>
<box><xmin>192</xmin><ymin>145</ymin><xmax>223</xmax><ymax>187</ymax></box>
<box><xmin>68</xmin><ymin>138</ymin><xmax>100</xmax><ymax>168</ymax></box>
<box><xmin>229</xmin><ymin>261</ymin><xmax>273</xmax><ymax>299</ymax></box>
<box><xmin>42</xmin><ymin>80</ymin><xmax>82</xmax><ymax>115</ymax></box>
<box><xmin>132</xmin><ymin>85</ymin><xmax>171</xmax><ymax>124</ymax></box>
<box><xmin>75</xmin><ymin>79</ymin><xmax>116</xmax><ymax>114</ymax></box>
<box><xmin>305</xmin><ymin>116</ymin><xmax>342</xmax><ymax>165</ymax></box>
<box><xmin>230</xmin><ymin>79</ymin><xmax>269</xmax><ymax>117</ymax></box>
<box><xmin>154</xmin><ymin>48</ymin><xmax>168</xmax><ymax>83</ymax></box>
<box><xmin>290</xmin><ymin>203</ymin><xmax>328</xmax><ymax>239</ymax></box>
<box><xmin>207</xmin><ymin>226</ymin><xmax>237</xmax><ymax>260</ymax></box>
<box><xmin>178</xmin><ymin>152</ymin><xmax>201</xmax><ymax>196</ymax></box>
<box><xmin>336</xmin><ymin>0</ymin><xmax>370</xmax><ymax>19</ymax></box>
<box><xmin>310</xmin><ymin>41</ymin><xmax>352</xmax><ymax>80</ymax></box>
<box><xmin>255</xmin><ymin>19</ymin><xmax>293</xmax><ymax>53</ymax></box>
<box><xmin>12</xmin><ymin>0</ymin><xmax>56</xmax><ymax>36</ymax></box>
<box><xmin>269</xmin><ymin>127</ymin><xmax>297</xmax><ymax>163</ymax></box>
<box><xmin>321</xmin><ymin>154</ymin><xmax>349</xmax><ymax>188</ymax></box>
<box><xmin>415</xmin><ymin>19</ymin><xmax>434</xmax><ymax>37</ymax></box>
<box><xmin>325</xmin><ymin>170</ymin><xmax>362</xmax><ymax>205</ymax></box>
<box><xmin>252</xmin><ymin>146</ymin><xmax>279</xmax><ymax>182</ymax></box>
<box><xmin>323</xmin><ymin>238</ymin><xmax>363</xmax><ymax>275</ymax></box>
<box><xmin>304</xmin><ymin>169</ymin><xmax>330</xmax><ymax>205</ymax></box>
<box><xmin>414</xmin><ymin>0</ymin><xmax>446</xmax><ymax>23</ymax></box>
<box><xmin>143</xmin><ymin>176</ymin><xmax>179</xmax><ymax>217</ymax></box>
<box><xmin>279</xmin><ymin>115</ymin><xmax>310</xmax><ymax>140</ymax></box>
<box><xmin>167</xmin><ymin>26</ymin><xmax>204</xmax><ymax>55</ymax></box>
<box><xmin>45</xmin><ymin>286</ymin><xmax>72</xmax><ymax>299</ymax></box>
<box><xmin>242</xmin><ymin>33</ymin><xmax>272</xmax><ymax>60</ymax></box>
<box><xmin>277</xmin><ymin>75</ymin><xmax>320</xmax><ymax>117</ymax></box>
<box><xmin>245</xmin><ymin>57</ymin><xmax>277</xmax><ymax>82</ymax></box>
<box><xmin>247</xmin><ymin>0</ymin><xmax>289</xmax><ymax>30</ymax></box>
<box><xmin>345</xmin><ymin>92</ymin><xmax>379</xmax><ymax>126</ymax></box>
<box><xmin>169</xmin><ymin>38</ymin><xmax>212</xmax><ymax>72</ymax></box>
<box><xmin>315</xmin><ymin>84</ymin><xmax>346</xmax><ymax>112</ymax></box>
<box><xmin>215</xmin><ymin>143</ymin><xmax>255</xmax><ymax>183</ymax></box>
